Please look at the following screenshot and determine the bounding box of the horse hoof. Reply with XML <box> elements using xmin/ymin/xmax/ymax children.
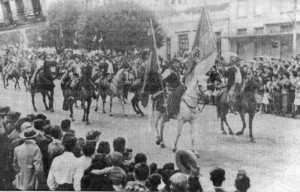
<box><xmin>72</xmin><ymin>119</ymin><xmax>75</xmax><ymax>122</ymax></box>
<box><xmin>250</xmin><ymin>138</ymin><xmax>255</xmax><ymax>143</ymax></box>
<box><xmin>160</xmin><ymin>143</ymin><xmax>166</xmax><ymax>148</ymax></box>
<box><xmin>50</xmin><ymin>109</ymin><xmax>55</xmax><ymax>113</ymax></box>
<box><xmin>236</xmin><ymin>131</ymin><xmax>243</xmax><ymax>136</ymax></box>
<box><xmin>156</xmin><ymin>139</ymin><xmax>161</xmax><ymax>145</ymax></box>
<box><xmin>172</xmin><ymin>148</ymin><xmax>177</xmax><ymax>153</ymax></box>
<box><xmin>86</xmin><ymin>121</ymin><xmax>90</xmax><ymax>125</ymax></box>
<box><xmin>34</xmin><ymin>109</ymin><xmax>38</xmax><ymax>112</ymax></box>
<box><xmin>109</xmin><ymin>114</ymin><xmax>113</xmax><ymax>116</ymax></box>
<box><xmin>222</xmin><ymin>131</ymin><xmax>227</xmax><ymax>135</ymax></box>
<box><xmin>229</xmin><ymin>131</ymin><xmax>234</xmax><ymax>135</ymax></box>
<box><xmin>124</xmin><ymin>114</ymin><xmax>128</xmax><ymax>117</ymax></box>
<box><xmin>82</xmin><ymin>119</ymin><xmax>85</xmax><ymax>122</ymax></box>
<box><xmin>103</xmin><ymin>111</ymin><xmax>106</xmax><ymax>114</ymax></box>
<box><xmin>141</xmin><ymin>113</ymin><xmax>145</xmax><ymax>117</ymax></box>
<box><xmin>46</xmin><ymin>108</ymin><xmax>50</xmax><ymax>111</ymax></box>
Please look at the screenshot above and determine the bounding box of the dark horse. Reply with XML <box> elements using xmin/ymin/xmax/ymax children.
<box><xmin>62</xmin><ymin>65</ymin><xmax>95</xmax><ymax>125</ymax></box>
<box><xmin>216</xmin><ymin>75</ymin><xmax>259</xmax><ymax>142</ymax></box>
<box><xmin>30</xmin><ymin>60</ymin><xmax>57</xmax><ymax>112</ymax></box>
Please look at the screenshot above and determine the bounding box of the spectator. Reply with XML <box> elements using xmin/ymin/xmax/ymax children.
<box><xmin>48</xmin><ymin>125</ymin><xmax>64</xmax><ymax>171</ymax></box>
<box><xmin>280</xmin><ymin>72</ymin><xmax>291</xmax><ymax>116</ymax></box>
<box><xmin>210</xmin><ymin>167</ymin><xmax>226</xmax><ymax>192</ymax></box>
<box><xmin>113</xmin><ymin>137</ymin><xmax>126</xmax><ymax>155</ymax></box>
<box><xmin>124</xmin><ymin>163</ymin><xmax>149</xmax><ymax>191</ymax></box>
<box><xmin>97</xmin><ymin>140</ymin><xmax>111</xmax><ymax>155</ymax></box>
<box><xmin>169</xmin><ymin>173</ymin><xmax>189</xmax><ymax>192</ymax></box>
<box><xmin>91</xmin><ymin>151</ymin><xmax>126</xmax><ymax>191</ymax></box>
<box><xmin>47</xmin><ymin>135</ymin><xmax>77</xmax><ymax>191</ymax></box>
<box><xmin>74</xmin><ymin>141</ymin><xmax>96</xmax><ymax>191</ymax></box>
<box><xmin>234</xmin><ymin>170</ymin><xmax>250</xmax><ymax>192</ymax></box>
<box><xmin>188</xmin><ymin>175</ymin><xmax>203</xmax><ymax>192</ymax></box>
<box><xmin>73</xmin><ymin>137</ymin><xmax>85</xmax><ymax>158</ymax></box>
<box><xmin>145</xmin><ymin>173</ymin><xmax>161</xmax><ymax>192</ymax></box>
<box><xmin>35</xmin><ymin>114</ymin><xmax>47</xmax><ymax>120</ymax></box>
<box><xmin>13</xmin><ymin>127</ymin><xmax>44</xmax><ymax>190</ymax></box>
<box><xmin>60</xmin><ymin>119</ymin><xmax>75</xmax><ymax>138</ymax></box>
<box><xmin>86</xmin><ymin>130</ymin><xmax>101</xmax><ymax>150</ymax></box>
<box><xmin>149</xmin><ymin>162</ymin><xmax>158</xmax><ymax>175</ymax></box>
<box><xmin>81</xmin><ymin>155</ymin><xmax>114</xmax><ymax>191</ymax></box>
<box><xmin>161</xmin><ymin>169</ymin><xmax>175</xmax><ymax>192</ymax></box>
<box><xmin>134</xmin><ymin>153</ymin><xmax>147</xmax><ymax>164</ymax></box>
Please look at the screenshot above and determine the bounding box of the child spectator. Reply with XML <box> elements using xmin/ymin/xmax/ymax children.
<box><xmin>97</xmin><ymin>141</ymin><xmax>111</xmax><ymax>155</ymax></box>
<box><xmin>134</xmin><ymin>153</ymin><xmax>147</xmax><ymax>164</ymax></box>
<box><xmin>113</xmin><ymin>137</ymin><xmax>126</xmax><ymax>155</ymax></box>
<box><xmin>145</xmin><ymin>173</ymin><xmax>161</xmax><ymax>192</ymax></box>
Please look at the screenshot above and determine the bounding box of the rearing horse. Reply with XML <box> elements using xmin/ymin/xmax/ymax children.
<box><xmin>216</xmin><ymin>75</ymin><xmax>259</xmax><ymax>142</ymax></box>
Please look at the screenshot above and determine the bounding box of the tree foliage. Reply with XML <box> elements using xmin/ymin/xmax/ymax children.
<box><xmin>31</xmin><ymin>0</ymin><xmax>165</xmax><ymax>53</ymax></box>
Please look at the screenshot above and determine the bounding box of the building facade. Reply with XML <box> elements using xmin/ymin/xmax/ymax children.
<box><xmin>155</xmin><ymin>0</ymin><xmax>300</xmax><ymax>61</ymax></box>
<box><xmin>0</xmin><ymin>0</ymin><xmax>46</xmax><ymax>29</ymax></box>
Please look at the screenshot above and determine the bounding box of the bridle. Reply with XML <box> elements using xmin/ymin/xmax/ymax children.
<box><xmin>182</xmin><ymin>83</ymin><xmax>208</xmax><ymax>112</ymax></box>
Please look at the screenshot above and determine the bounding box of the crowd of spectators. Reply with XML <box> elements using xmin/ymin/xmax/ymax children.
<box><xmin>205</xmin><ymin>56</ymin><xmax>300</xmax><ymax>118</ymax></box>
<box><xmin>0</xmin><ymin>107</ymin><xmax>251</xmax><ymax>191</ymax></box>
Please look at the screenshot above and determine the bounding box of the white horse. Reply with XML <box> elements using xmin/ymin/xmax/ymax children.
<box><xmin>95</xmin><ymin>68</ymin><xmax>127</xmax><ymax>116</ymax></box>
<box><xmin>154</xmin><ymin>77</ymin><xmax>206</xmax><ymax>154</ymax></box>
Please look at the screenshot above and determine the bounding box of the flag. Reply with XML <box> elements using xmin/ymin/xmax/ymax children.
<box><xmin>184</xmin><ymin>7</ymin><xmax>217</xmax><ymax>87</ymax></box>
<box><xmin>92</xmin><ymin>27</ymin><xmax>97</xmax><ymax>42</ymax></box>
<box><xmin>73</xmin><ymin>31</ymin><xmax>78</xmax><ymax>45</ymax></box>
<box><xmin>98</xmin><ymin>33</ymin><xmax>103</xmax><ymax>43</ymax></box>
<box><xmin>59</xmin><ymin>23</ymin><xmax>64</xmax><ymax>39</ymax></box>
<box><xmin>142</xmin><ymin>18</ymin><xmax>159</xmax><ymax>94</ymax></box>
<box><xmin>37</xmin><ymin>29</ymin><xmax>42</xmax><ymax>41</ymax></box>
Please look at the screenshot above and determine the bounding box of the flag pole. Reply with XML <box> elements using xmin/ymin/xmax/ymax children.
<box><xmin>149</xmin><ymin>17</ymin><xmax>169</xmax><ymax>117</ymax></box>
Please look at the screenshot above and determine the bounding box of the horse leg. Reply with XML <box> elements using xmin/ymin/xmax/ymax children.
<box><xmin>31</xmin><ymin>91</ymin><xmax>37</xmax><ymax>112</ymax></box>
<box><xmin>189</xmin><ymin>120</ymin><xmax>200</xmax><ymax>158</ymax></box>
<box><xmin>109</xmin><ymin>96</ymin><xmax>113</xmax><ymax>116</ymax></box>
<box><xmin>131</xmin><ymin>95</ymin><xmax>138</xmax><ymax>114</ymax></box>
<box><xmin>17</xmin><ymin>77</ymin><xmax>20</xmax><ymax>90</ymax></box>
<box><xmin>120</xmin><ymin>96</ymin><xmax>126</xmax><ymax>117</ymax></box>
<box><xmin>220</xmin><ymin>115</ymin><xmax>227</xmax><ymax>135</ymax></box>
<box><xmin>249</xmin><ymin>112</ymin><xmax>255</xmax><ymax>143</ymax></box>
<box><xmin>236</xmin><ymin>111</ymin><xmax>246</xmax><ymax>136</ymax></box>
<box><xmin>95</xmin><ymin>96</ymin><xmax>99</xmax><ymax>112</ymax></box>
<box><xmin>223</xmin><ymin>115</ymin><xmax>234</xmax><ymax>135</ymax></box>
<box><xmin>42</xmin><ymin>93</ymin><xmax>49</xmax><ymax>111</ymax></box>
<box><xmin>81</xmin><ymin>100</ymin><xmax>86</xmax><ymax>122</ymax></box>
<box><xmin>173</xmin><ymin>120</ymin><xmax>184</xmax><ymax>153</ymax></box>
<box><xmin>154</xmin><ymin>111</ymin><xmax>162</xmax><ymax>145</ymax></box>
<box><xmin>136</xmin><ymin>102</ymin><xmax>144</xmax><ymax>117</ymax></box>
<box><xmin>102</xmin><ymin>94</ymin><xmax>106</xmax><ymax>114</ymax></box>
<box><xmin>85</xmin><ymin>98</ymin><xmax>91</xmax><ymax>125</ymax></box>
<box><xmin>48</xmin><ymin>90</ymin><xmax>55</xmax><ymax>112</ymax></box>
<box><xmin>69</xmin><ymin>100</ymin><xmax>75</xmax><ymax>122</ymax></box>
<box><xmin>160</xmin><ymin>117</ymin><xmax>166</xmax><ymax>148</ymax></box>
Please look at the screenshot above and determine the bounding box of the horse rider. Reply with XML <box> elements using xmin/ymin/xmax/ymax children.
<box><xmin>29</xmin><ymin>53</ymin><xmax>45</xmax><ymax>85</ymax></box>
<box><xmin>216</xmin><ymin>53</ymin><xmax>243</xmax><ymax>113</ymax></box>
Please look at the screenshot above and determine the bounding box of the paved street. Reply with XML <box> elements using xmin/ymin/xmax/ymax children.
<box><xmin>1</xmin><ymin>80</ymin><xmax>300</xmax><ymax>192</ymax></box>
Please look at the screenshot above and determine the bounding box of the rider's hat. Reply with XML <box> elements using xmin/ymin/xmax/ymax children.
<box><xmin>175</xmin><ymin>150</ymin><xmax>200</xmax><ymax>176</ymax></box>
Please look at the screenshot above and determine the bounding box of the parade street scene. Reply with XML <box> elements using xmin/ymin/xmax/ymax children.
<box><xmin>0</xmin><ymin>0</ymin><xmax>300</xmax><ymax>192</ymax></box>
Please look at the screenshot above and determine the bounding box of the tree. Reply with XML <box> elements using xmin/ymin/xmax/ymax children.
<box><xmin>82</xmin><ymin>1</ymin><xmax>165</xmax><ymax>52</ymax></box>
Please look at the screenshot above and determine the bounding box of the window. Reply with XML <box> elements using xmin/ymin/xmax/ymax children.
<box><xmin>178</xmin><ymin>34</ymin><xmax>189</xmax><ymax>54</ymax></box>
<box><xmin>281</xmin><ymin>24</ymin><xmax>293</xmax><ymax>33</ymax></box>
<box><xmin>237</xmin><ymin>0</ymin><xmax>247</xmax><ymax>18</ymax></box>
<box><xmin>254</xmin><ymin>27</ymin><xmax>264</xmax><ymax>35</ymax></box>
<box><xmin>237</xmin><ymin>28</ymin><xmax>247</xmax><ymax>35</ymax></box>
<box><xmin>267</xmin><ymin>25</ymin><xmax>280</xmax><ymax>33</ymax></box>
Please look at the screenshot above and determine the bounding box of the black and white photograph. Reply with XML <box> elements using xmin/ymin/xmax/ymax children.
<box><xmin>0</xmin><ymin>0</ymin><xmax>299</xmax><ymax>191</ymax></box>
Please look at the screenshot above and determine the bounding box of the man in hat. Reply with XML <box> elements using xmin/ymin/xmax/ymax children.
<box><xmin>13</xmin><ymin>127</ymin><xmax>44</xmax><ymax>190</ymax></box>
<box><xmin>216</xmin><ymin>53</ymin><xmax>243</xmax><ymax>113</ymax></box>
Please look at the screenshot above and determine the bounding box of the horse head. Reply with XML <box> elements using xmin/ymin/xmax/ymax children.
<box><xmin>70</xmin><ymin>77</ymin><xmax>81</xmax><ymax>90</ymax></box>
<box><xmin>44</xmin><ymin>60</ymin><xmax>58</xmax><ymax>79</ymax></box>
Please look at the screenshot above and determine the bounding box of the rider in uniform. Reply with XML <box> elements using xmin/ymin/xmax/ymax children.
<box><xmin>216</xmin><ymin>53</ymin><xmax>243</xmax><ymax>113</ymax></box>
<box><xmin>30</xmin><ymin>53</ymin><xmax>45</xmax><ymax>85</ymax></box>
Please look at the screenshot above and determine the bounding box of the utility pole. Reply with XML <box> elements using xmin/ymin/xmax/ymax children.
<box><xmin>293</xmin><ymin>0</ymin><xmax>297</xmax><ymax>58</ymax></box>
